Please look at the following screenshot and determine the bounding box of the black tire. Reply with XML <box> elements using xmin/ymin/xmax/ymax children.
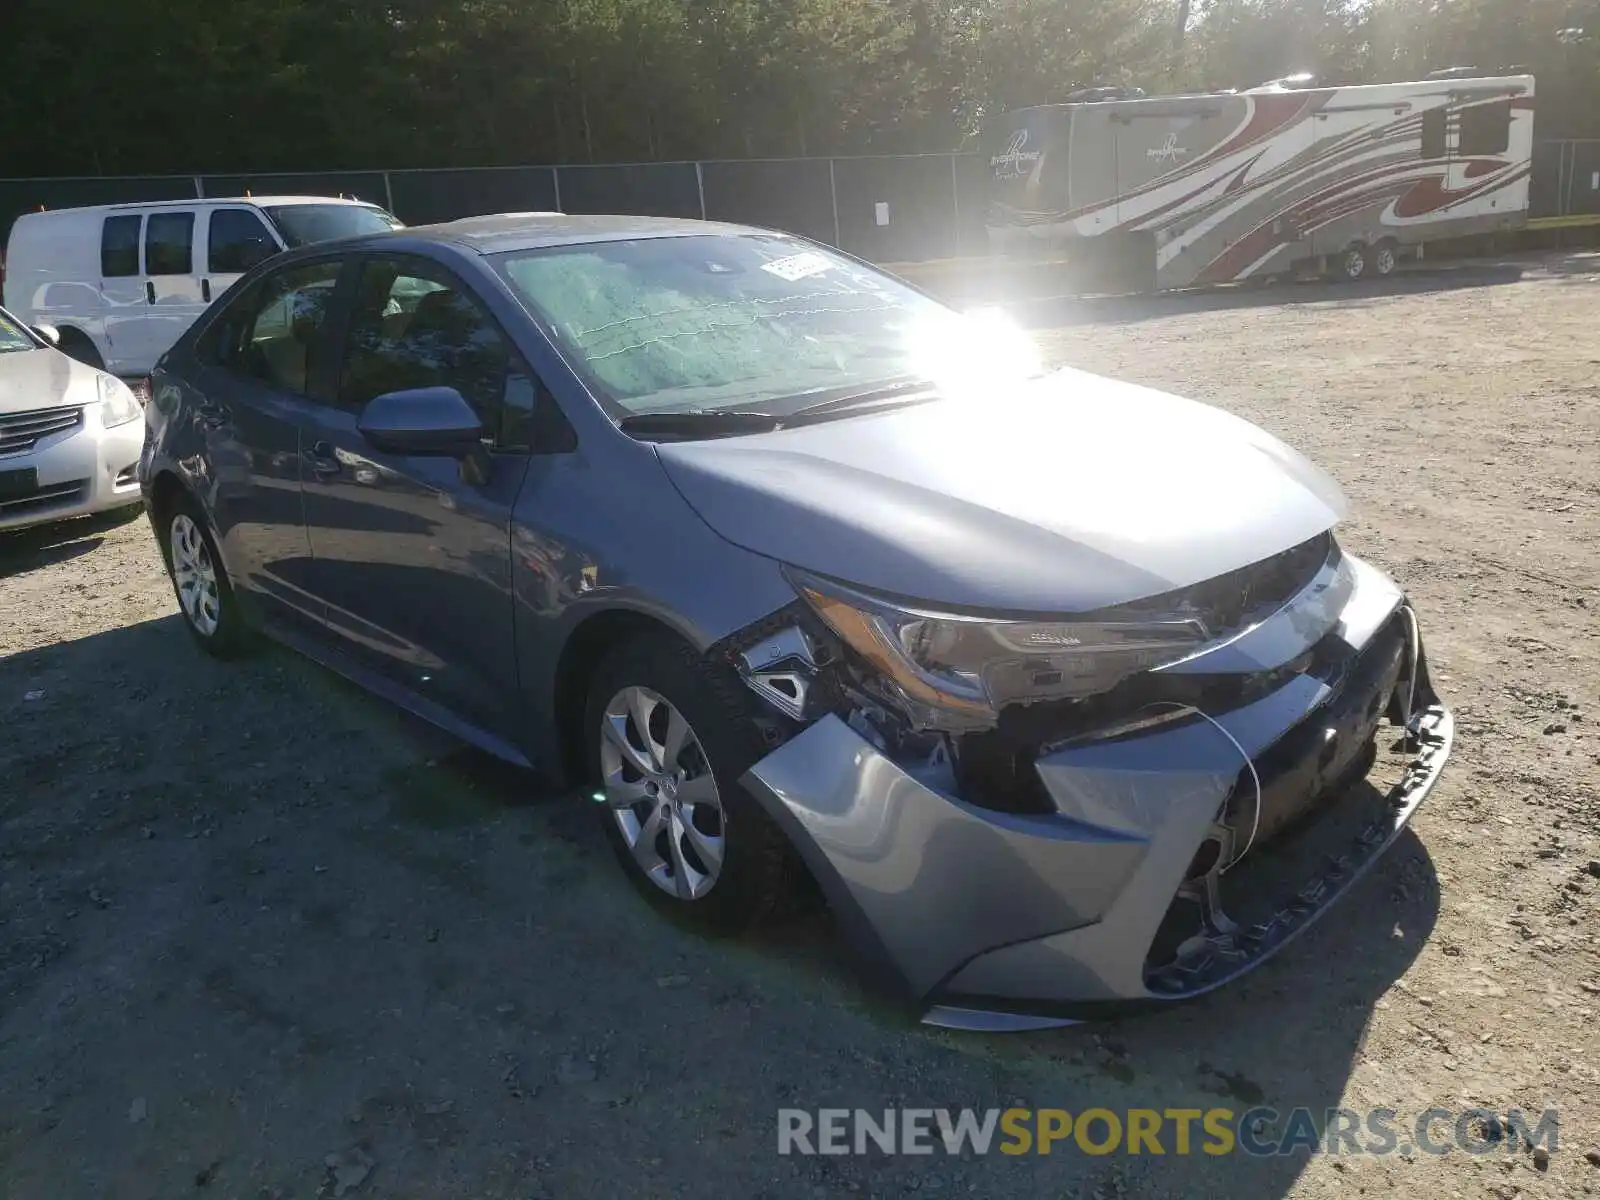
<box><xmin>56</xmin><ymin>329</ymin><xmax>105</xmax><ymax>370</ymax></box>
<box><xmin>584</xmin><ymin>633</ymin><xmax>798</xmax><ymax>934</ymax></box>
<box><xmin>156</xmin><ymin>490</ymin><xmax>254</xmax><ymax>659</ymax></box>
<box><xmin>1373</xmin><ymin>239</ymin><xmax>1400</xmax><ymax>278</ymax></box>
<box><xmin>1333</xmin><ymin>243</ymin><xmax>1370</xmax><ymax>282</ymax></box>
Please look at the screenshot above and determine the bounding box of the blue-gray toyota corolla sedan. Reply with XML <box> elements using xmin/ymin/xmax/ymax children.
<box><xmin>139</xmin><ymin>214</ymin><xmax>1453</xmax><ymax>1030</ymax></box>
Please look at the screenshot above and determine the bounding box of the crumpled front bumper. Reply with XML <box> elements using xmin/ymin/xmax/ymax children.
<box><xmin>739</xmin><ymin>552</ymin><xmax>1454</xmax><ymax>1029</ymax></box>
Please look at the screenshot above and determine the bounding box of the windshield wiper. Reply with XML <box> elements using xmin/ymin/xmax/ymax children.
<box><xmin>617</xmin><ymin>410</ymin><xmax>784</xmax><ymax>440</ymax></box>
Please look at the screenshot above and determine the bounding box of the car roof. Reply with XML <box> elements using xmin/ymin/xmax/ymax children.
<box><xmin>391</xmin><ymin>213</ymin><xmax>774</xmax><ymax>255</ymax></box>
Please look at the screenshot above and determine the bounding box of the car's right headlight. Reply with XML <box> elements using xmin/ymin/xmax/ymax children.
<box><xmin>788</xmin><ymin>568</ymin><xmax>1211</xmax><ymax>726</ymax></box>
<box><xmin>97</xmin><ymin>374</ymin><xmax>142</xmax><ymax>428</ymax></box>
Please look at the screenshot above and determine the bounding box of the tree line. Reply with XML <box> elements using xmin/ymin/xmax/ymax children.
<box><xmin>3</xmin><ymin>0</ymin><xmax>1597</xmax><ymax>177</ymax></box>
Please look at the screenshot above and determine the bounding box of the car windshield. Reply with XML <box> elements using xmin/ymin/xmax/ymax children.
<box><xmin>0</xmin><ymin>309</ymin><xmax>37</xmax><ymax>353</ymax></box>
<box><xmin>265</xmin><ymin>203</ymin><xmax>402</xmax><ymax>248</ymax></box>
<box><xmin>495</xmin><ymin>233</ymin><xmax>1043</xmax><ymax>417</ymax></box>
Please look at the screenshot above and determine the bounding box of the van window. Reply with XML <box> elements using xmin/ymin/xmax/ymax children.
<box><xmin>208</xmin><ymin>209</ymin><xmax>278</xmax><ymax>274</ymax></box>
<box><xmin>146</xmin><ymin>212</ymin><xmax>195</xmax><ymax>275</ymax></box>
<box><xmin>101</xmin><ymin>215</ymin><xmax>142</xmax><ymax>277</ymax></box>
<box><xmin>265</xmin><ymin>204</ymin><xmax>401</xmax><ymax>248</ymax></box>
<box><xmin>1459</xmin><ymin>100</ymin><xmax>1511</xmax><ymax>156</ymax></box>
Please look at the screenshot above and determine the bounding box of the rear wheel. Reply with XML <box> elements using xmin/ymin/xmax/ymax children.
<box><xmin>160</xmin><ymin>493</ymin><xmax>253</xmax><ymax>658</ymax></box>
<box><xmin>1334</xmin><ymin>243</ymin><xmax>1370</xmax><ymax>282</ymax></box>
<box><xmin>585</xmin><ymin>634</ymin><xmax>797</xmax><ymax>933</ymax></box>
<box><xmin>1373</xmin><ymin>240</ymin><xmax>1399</xmax><ymax>278</ymax></box>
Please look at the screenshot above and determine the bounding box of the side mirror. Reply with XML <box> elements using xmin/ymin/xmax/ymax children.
<box><xmin>32</xmin><ymin>324</ymin><xmax>61</xmax><ymax>347</ymax></box>
<box><xmin>357</xmin><ymin>387</ymin><xmax>484</xmax><ymax>457</ymax></box>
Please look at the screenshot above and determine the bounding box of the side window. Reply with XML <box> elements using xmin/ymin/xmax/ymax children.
<box><xmin>101</xmin><ymin>215</ymin><xmax>142</xmax><ymax>277</ymax></box>
<box><xmin>1420</xmin><ymin>109</ymin><xmax>1447</xmax><ymax>160</ymax></box>
<box><xmin>145</xmin><ymin>212</ymin><xmax>196</xmax><ymax>275</ymax></box>
<box><xmin>208</xmin><ymin>209</ymin><xmax>278</xmax><ymax>274</ymax></box>
<box><xmin>1459</xmin><ymin>100</ymin><xmax>1510</xmax><ymax>156</ymax></box>
<box><xmin>214</xmin><ymin>260</ymin><xmax>343</xmax><ymax>395</ymax></box>
<box><xmin>338</xmin><ymin>259</ymin><xmax>523</xmax><ymax>448</ymax></box>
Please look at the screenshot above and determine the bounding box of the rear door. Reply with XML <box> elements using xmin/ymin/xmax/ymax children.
<box><xmin>99</xmin><ymin>213</ymin><xmax>147</xmax><ymax>373</ymax></box>
<box><xmin>142</xmin><ymin>210</ymin><xmax>207</xmax><ymax>366</ymax></box>
<box><xmin>186</xmin><ymin>255</ymin><xmax>349</xmax><ymax>632</ymax></box>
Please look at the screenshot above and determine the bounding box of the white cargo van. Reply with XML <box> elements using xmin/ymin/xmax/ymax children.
<box><xmin>3</xmin><ymin>196</ymin><xmax>402</xmax><ymax>375</ymax></box>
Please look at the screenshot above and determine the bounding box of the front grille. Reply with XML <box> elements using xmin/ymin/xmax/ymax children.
<box><xmin>0</xmin><ymin>406</ymin><xmax>84</xmax><ymax>456</ymax></box>
<box><xmin>0</xmin><ymin>478</ymin><xmax>88</xmax><ymax>518</ymax></box>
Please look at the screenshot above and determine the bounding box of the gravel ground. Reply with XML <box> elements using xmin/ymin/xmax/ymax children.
<box><xmin>2</xmin><ymin>255</ymin><xmax>1598</xmax><ymax>1200</ymax></box>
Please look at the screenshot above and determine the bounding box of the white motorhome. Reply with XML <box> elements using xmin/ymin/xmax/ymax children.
<box><xmin>985</xmin><ymin>73</ymin><xmax>1534</xmax><ymax>291</ymax></box>
<box><xmin>3</xmin><ymin>196</ymin><xmax>402</xmax><ymax>375</ymax></box>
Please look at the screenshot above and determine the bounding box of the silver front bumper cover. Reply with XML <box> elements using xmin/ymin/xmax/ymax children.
<box><xmin>739</xmin><ymin>553</ymin><xmax>1454</xmax><ymax>1026</ymax></box>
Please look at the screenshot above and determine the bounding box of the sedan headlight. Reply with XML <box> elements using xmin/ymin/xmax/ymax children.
<box><xmin>789</xmin><ymin>568</ymin><xmax>1210</xmax><ymax>724</ymax></box>
<box><xmin>98</xmin><ymin>374</ymin><xmax>142</xmax><ymax>428</ymax></box>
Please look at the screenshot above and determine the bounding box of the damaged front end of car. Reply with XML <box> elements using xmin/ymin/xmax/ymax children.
<box><xmin>717</xmin><ymin>532</ymin><xmax>1454</xmax><ymax>1029</ymax></box>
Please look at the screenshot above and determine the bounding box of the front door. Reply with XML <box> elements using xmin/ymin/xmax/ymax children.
<box><xmin>297</xmin><ymin>254</ymin><xmax>532</xmax><ymax>740</ymax></box>
<box><xmin>202</xmin><ymin>206</ymin><xmax>284</xmax><ymax>307</ymax></box>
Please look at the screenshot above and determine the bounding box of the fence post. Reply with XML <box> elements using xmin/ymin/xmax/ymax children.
<box><xmin>551</xmin><ymin>166</ymin><xmax>563</xmax><ymax>214</ymax></box>
<box><xmin>1561</xmin><ymin>139</ymin><xmax>1576</xmax><ymax>219</ymax></box>
<box><xmin>695</xmin><ymin>161</ymin><xmax>707</xmax><ymax>221</ymax></box>
<box><xmin>382</xmin><ymin>171</ymin><xmax>396</xmax><ymax>217</ymax></box>
<box><xmin>828</xmin><ymin>159</ymin><xmax>841</xmax><ymax>248</ymax></box>
<box><xmin>193</xmin><ymin>176</ymin><xmax>205</xmax><ymax>199</ymax></box>
<box><xmin>949</xmin><ymin>154</ymin><xmax>961</xmax><ymax>258</ymax></box>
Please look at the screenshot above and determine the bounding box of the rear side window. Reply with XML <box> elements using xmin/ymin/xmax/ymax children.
<box><xmin>208</xmin><ymin>209</ymin><xmax>278</xmax><ymax>274</ymax></box>
<box><xmin>1459</xmin><ymin>100</ymin><xmax>1511</xmax><ymax>156</ymax></box>
<box><xmin>1420</xmin><ymin>109</ymin><xmax>1447</xmax><ymax>159</ymax></box>
<box><xmin>101</xmin><ymin>215</ymin><xmax>142</xmax><ymax>277</ymax></box>
<box><xmin>211</xmin><ymin>260</ymin><xmax>344</xmax><ymax>395</ymax></box>
<box><xmin>146</xmin><ymin>212</ymin><xmax>195</xmax><ymax>275</ymax></box>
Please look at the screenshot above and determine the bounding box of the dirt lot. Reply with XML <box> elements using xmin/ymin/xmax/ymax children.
<box><xmin>3</xmin><ymin>256</ymin><xmax>1599</xmax><ymax>1200</ymax></box>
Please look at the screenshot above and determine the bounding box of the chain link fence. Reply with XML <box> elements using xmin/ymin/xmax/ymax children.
<box><xmin>3</xmin><ymin>142</ymin><xmax>1596</xmax><ymax>269</ymax></box>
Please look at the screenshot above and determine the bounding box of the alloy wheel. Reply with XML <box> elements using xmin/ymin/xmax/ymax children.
<box><xmin>1343</xmin><ymin>247</ymin><xmax>1367</xmax><ymax>280</ymax></box>
<box><xmin>598</xmin><ymin>685</ymin><xmax>726</xmax><ymax>900</ymax></box>
<box><xmin>1375</xmin><ymin>245</ymin><xmax>1397</xmax><ymax>276</ymax></box>
<box><xmin>170</xmin><ymin>513</ymin><xmax>221</xmax><ymax>637</ymax></box>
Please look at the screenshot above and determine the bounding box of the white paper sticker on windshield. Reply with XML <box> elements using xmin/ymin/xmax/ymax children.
<box><xmin>761</xmin><ymin>252</ymin><xmax>833</xmax><ymax>282</ymax></box>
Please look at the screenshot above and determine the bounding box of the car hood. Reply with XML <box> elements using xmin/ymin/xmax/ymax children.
<box><xmin>0</xmin><ymin>347</ymin><xmax>98</xmax><ymax>414</ymax></box>
<box><xmin>654</xmin><ymin>368</ymin><xmax>1348</xmax><ymax>613</ymax></box>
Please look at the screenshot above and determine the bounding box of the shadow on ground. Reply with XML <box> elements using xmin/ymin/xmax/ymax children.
<box><xmin>0</xmin><ymin>600</ymin><xmax>1440</xmax><ymax>1200</ymax></box>
<box><xmin>0</xmin><ymin>505</ymin><xmax>146</xmax><ymax>578</ymax></box>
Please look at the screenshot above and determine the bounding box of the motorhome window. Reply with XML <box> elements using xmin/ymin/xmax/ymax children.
<box><xmin>146</xmin><ymin>212</ymin><xmax>195</xmax><ymax>275</ymax></box>
<box><xmin>1459</xmin><ymin>101</ymin><xmax>1511</xmax><ymax>156</ymax></box>
<box><xmin>101</xmin><ymin>215</ymin><xmax>142</xmax><ymax>277</ymax></box>
<box><xmin>1420</xmin><ymin>109</ymin><xmax>1447</xmax><ymax>159</ymax></box>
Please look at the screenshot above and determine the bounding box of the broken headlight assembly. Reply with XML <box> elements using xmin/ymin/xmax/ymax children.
<box><xmin>786</xmin><ymin>568</ymin><xmax>1213</xmax><ymax>730</ymax></box>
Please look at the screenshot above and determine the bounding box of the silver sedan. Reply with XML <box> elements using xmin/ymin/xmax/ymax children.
<box><xmin>0</xmin><ymin>305</ymin><xmax>145</xmax><ymax>532</ymax></box>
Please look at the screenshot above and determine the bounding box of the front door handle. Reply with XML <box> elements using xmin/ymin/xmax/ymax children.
<box><xmin>305</xmin><ymin>440</ymin><xmax>342</xmax><ymax>478</ymax></box>
<box><xmin>201</xmin><ymin>278</ymin><xmax>212</xmax><ymax>303</ymax></box>
<box><xmin>145</xmin><ymin>281</ymin><xmax>155</xmax><ymax>305</ymax></box>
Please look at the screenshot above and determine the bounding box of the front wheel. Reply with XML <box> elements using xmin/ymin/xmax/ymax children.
<box><xmin>585</xmin><ymin>635</ymin><xmax>798</xmax><ymax>933</ymax></box>
<box><xmin>161</xmin><ymin>494</ymin><xmax>253</xmax><ymax>658</ymax></box>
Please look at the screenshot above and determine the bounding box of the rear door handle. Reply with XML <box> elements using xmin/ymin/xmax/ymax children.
<box><xmin>306</xmin><ymin>440</ymin><xmax>342</xmax><ymax>477</ymax></box>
